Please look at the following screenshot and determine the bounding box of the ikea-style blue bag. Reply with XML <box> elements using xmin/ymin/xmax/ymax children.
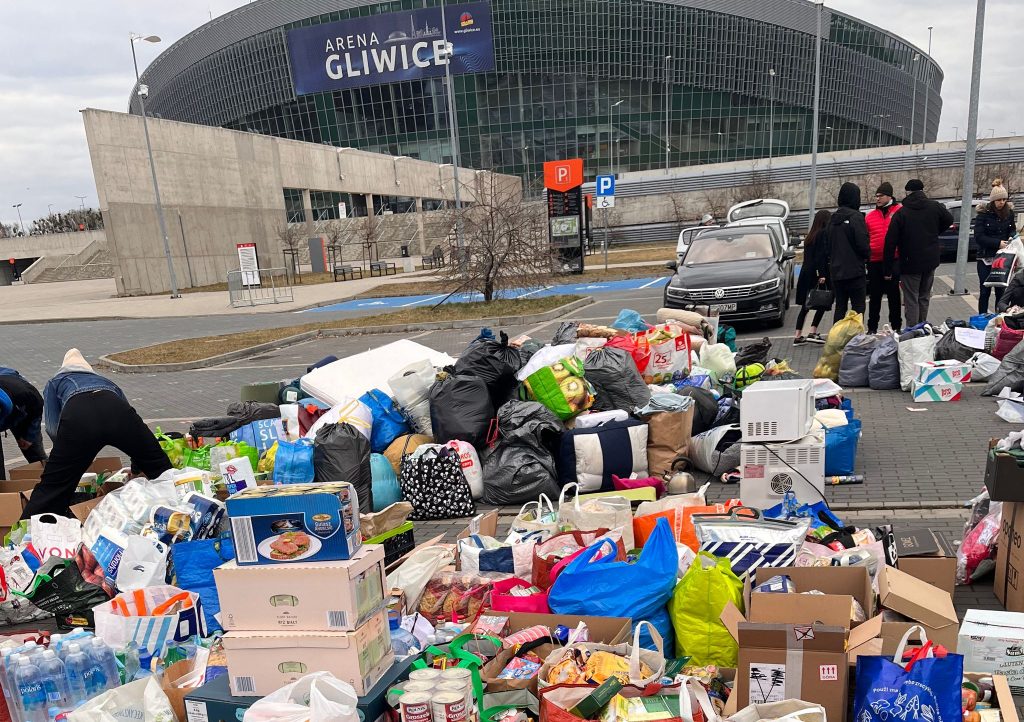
<box><xmin>169</xmin><ymin>535</ymin><xmax>234</xmax><ymax>631</ymax></box>
<box><xmin>359</xmin><ymin>389</ymin><xmax>411</xmax><ymax>453</ymax></box>
<box><xmin>370</xmin><ymin>452</ymin><xmax>402</xmax><ymax>511</ymax></box>
<box><xmin>230</xmin><ymin>418</ymin><xmax>285</xmax><ymax>454</ymax></box>
<box><xmin>854</xmin><ymin>625</ymin><xmax>963</xmax><ymax>722</ymax></box>
<box><xmin>840</xmin><ymin>398</ymin><xmax>855</xmax><ymax>421</ymax></box>
<box><xmin>548</xmin><ymin>516</ymin><xmax>678</xmax><ymax>653</ymax></box>
<box><xmin>825</xmin><ymin>419</ymin><xmax>861</xmax><ymax>475</ymax></box>
<box><xmin>273</xmin><ymin>438</ymin><xmax>315</xmax><ymax>484</ymax></box>
<box><xmin>970</xmin><ymin>313</ymin><xmax>996</xmax><ymax>330</ymax></box>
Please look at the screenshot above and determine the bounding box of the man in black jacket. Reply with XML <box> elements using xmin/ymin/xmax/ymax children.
<box><xmin>820</xmin><ymin>182</ymin><xmax>871</xmax><ymax>323</ymax></box>
<box><xmin>883</xmin><ymin>179</ymin><xmax>955</xmax><ymax>328</ymax></box>
<box><xmin>0</xmin><ymin>368</ymin><xmax>46</xmax><ymax>478</ymax></box>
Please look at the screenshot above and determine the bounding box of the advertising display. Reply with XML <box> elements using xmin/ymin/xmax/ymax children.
<box><xmin>286</xmin><ymin>2</ymin><xmax>495</xmax><ymax>94</ymax></box>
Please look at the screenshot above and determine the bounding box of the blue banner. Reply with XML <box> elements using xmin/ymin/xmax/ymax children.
<box><xmin>286</xmin><ymin>2</ymin><xmax>495</xmax><ymax>94</ymax></box>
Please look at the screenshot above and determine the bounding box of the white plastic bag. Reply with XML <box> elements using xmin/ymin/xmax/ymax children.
<box><xmin>68</xmin><ymin>677</ymin><xmax>176</xmax><ymax>722</ymax></box>
<box><xmin>445</xmin><ymin>440</ymin><xmax>484</xmax><ymax>499</ymax></box>
<box><xmin>386</xmin><ymin>546</ymin><xmax>455</xmax><ymax>609</ymax></box>
<box><xmin>244</xmin><ymin>672</ymin><xmax>359</xmax><ymax>722</ymax></box>
<box><xmin>304</xmin><ymin>397</ymin><xmax>373</xmax><ymax>441</ymax></box>
<box><xmin>898</xmin><ymin>327</ymin><xmax>938</xmax><ymax>391</ymax></box>
<box><xmin>516</xmin><ymin>343</ymin><xmax>576</xmax><ymax>381</ymax></box>
<box><xmin>997</xmin><ymin>398</ymin><xmax>1024</xmax><ymax>423</ymax></box>
<box><xmin>698</xmin><ymin>343</ymin><xmax>736</xmax><ymax>381</ymax></box>
<box><xmin>279</xmin><ymin>403</ymin><xmax>301</xmax><ymax>440</ymax></box>
<box><xmin>115</xmin><ymin>536</ymin><xmax>170</xmax><ymax>591</ymax></box>
<box><xmin>574</xmin><ymin>410</ymin><xmax>629</xmax><ymax>429</ymax></box>
<box><xmin>970</xmin><ymin>351</ymin><xmax>1002</xmax><ymax>382</ymax></box>
<box><xmin>29</xmin><ymin>514</ymin><xmax>82</xmax><ymax>560</ymax></box>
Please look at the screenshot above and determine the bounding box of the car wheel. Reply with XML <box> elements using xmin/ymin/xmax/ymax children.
<box><xmin>767</xmin><ymin>308</ymin><xmax>786</xmax><ymax>329</ymax></box>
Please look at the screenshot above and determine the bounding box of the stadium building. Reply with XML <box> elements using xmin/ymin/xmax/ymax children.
<box><xmin>133</xmin><ymin>0</ymin><xmax>942</xmax><ymax>202</ymax></box>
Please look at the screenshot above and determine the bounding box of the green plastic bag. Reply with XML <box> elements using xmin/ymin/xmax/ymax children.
<box><xmin>155</xmin><ymin>428</ymin><xmax>188</xmax><ymax>469</ymax></box>
<box><xmin>214</xmin><ymin>440</ymin><xmax>259</xmax><ymax>473</ymax></box>
<box><xmin>183</xmin><ymin>445</ymin><xmax>212</xmax><ymax>471</ymax></box>
<box><xmin>520</xmin><ymin>356</ymin><xmax>594</xmax><ymax>420</ymax></box>
<box><xmin>670</xmin><ymin>552</ymin><xmax>744</xmax><ymax>667</ymax></box>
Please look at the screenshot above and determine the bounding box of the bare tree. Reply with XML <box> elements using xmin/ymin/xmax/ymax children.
<box><xmin>276</xmin><ymin>222</ymin><xmax>304</xmax><ymax>254</ymax></box>
<box><xmin>667</xmin><ymin>194</ymin><xmax>690</xmax><ymax>229</ymax></box>
<box><xmin>440</xmin><ymin>173</ymin><xmax>551</xmax><ymax>302</ymax></box>
<box><xmin>700</xmin><ymin>188</ymin><xmax>731</xmax><ymax>222</ymax></box>
<box><xmin>732</xmin><ymin>170</ymin><xmax>775</xmax><ymax>204</ymax></box>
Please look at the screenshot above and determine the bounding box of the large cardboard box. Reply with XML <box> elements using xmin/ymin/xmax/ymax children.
<box><xmin>216</xmin><ymin>544</ymin><xmax>386</xmax><ymax>632</ymax></box>
<box><xmin>995</xmin><ymin>501</ymin><xmax>1024</xmax><ymax>611</ymax></box>
<box><xmin>910</xmin><ymin>380</ymin><xmax>962</xmax><ymax>402</ymax></box>
<box><xmin>0</xmin><ymin>490</ymin><xmax>29</xmax><ymax>539</ymax></box>
<box><xmin>735</xmin><ymin>623</ymin><xmax>849</xmax><ymax>722</ymax></box>
<box><xmin>877</xmin><ymin>565</ymin><xmax>959</xmax><ymax>653</ymax></box>
<box><xmin>8</xmin><ymin>455</ymin><xmax>122</xmax><ymax>481</ymax></box>
<box><xmin>222</xmin><ymin>609</ymin><xmax>393</xmax><ymax>696</ymax></box>
<box><xmin>959</xmin><ymin>610</ymin><xmax>1024</xmax><ymax>697</ymax></box>
<box><xmin>986</xmin><ymin>440</ymin><xmax>1024</xmax><ymax>502</ymax></box>
<box><xmin>748</xmin><ymin>566</ymin><xmax>874</xmax><ymax>629</ymax></box>
<box><xmin>964</xmin><ymin>673</ymin><xmax>1020</xmax><ymax>722</ymax></box>
<box><xmin>895</xmin><ymin>528</ymin><xmax>957</xmax><ymax>597</ymax></box>
<box><xmin>913</xmin><ymin>360</ymin><xmax>972</xmax><ymax>385</ymax></box>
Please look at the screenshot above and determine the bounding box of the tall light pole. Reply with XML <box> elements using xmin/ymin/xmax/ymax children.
<box><xmin>47</xmin><ymin>204</ymin><xmax>53</xmax><ymax>217</ymax></box>
<box><xmin>75</xmin><ymin>195</ymin><xmax>86</xmax><ymax>211</ymax></box>
<box><xmin>954</xmin><ymin>0</ymin><xmax>988</xmax><ymax>295</ymax></box>
<box><xmin>664</xmin><ymin>55</ymin><xmax>672</xmax><ymax>174</ymax></box>
<box><xmin>767</xmin><ymin>68</ymin><xmax>777</xmax><ymax>167</ymax></box>
<box><xmin>439</xmin><ymin>0</ymin><xmax>463</xmax><ymax>253</ymax></box>
<box><xmin>12</xmin><ymin>204</ymin><xmax>24</xmax><ymax>235</ymax></box>
<box><xmin>807</xmin><ymin>0</ymin><xmax>824</xmax><ymax>229</ymax></box>
<box><xmin>922</xmin><ymin>26</ymin><xmax>933</xmax><ymax>145</ymax></box>
<box><xmin>609</xmin><ymin>99</ymin><xmax>624</xmax><ymax>176</ymax></box>
<box><xmin>953</xmin><ymin>125</ymin><xmax>960</xmax><ymax>141</ymax></box>
<box><xmin>909</xmin><ymin>54</ymin><xmax>919</xmax><ymax>145</ymax></box>
<box><xmin>717</xmin><ymin>132</ymin><xmax>724</xmax><ymax>164</ymax></box>
<box><xmin>874</xmin><ymin>114</ymin><xmax>890</xmax><ymax>147</ymax></box>
<box><xmin>131</xmin><ymin>33</ymin><xmax>180</xmax><ymax>298</ymax></box>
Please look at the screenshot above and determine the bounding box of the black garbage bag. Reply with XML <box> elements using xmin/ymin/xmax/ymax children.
<box><xmin>983</xmin><ymin>339</ymin><xmax>1024</xmax><ymax>396</ymax></box>
<box><xmin>675</xmin><ymin>387</ymin><xmax>719</xmax><ymax>435</ymax></box>
<box><xmin>454</xmin><ymin>331</ymin><xmax>522</xmax><ymax>406</ymax></box>
<box><xmin>734</xmin><ymin>338</ymin><xmax>773</xmax><ymax>367</ymax></box>
<box><xmin>518</xmin><ymin>340</ymin><xmax>544</xmax><ymax>363</ymax></box>
<box><xmin>429</xmin><ymin>374</ymin><xmax>495</xmax><ymax>448</ymax></box>
<box><xmin>934</xmin><ymin>328</ymin><xmax>976</xmax><ymax>363</ymax></box>
<box><xmin>227</xmin><ymin>401</ymin><xmax>281</xmax><ymax>422</ymax></box>
<box><xmin>189</xmin><ymin>416</ymin><xmax>243</xmax><ymax>439</ymax></box>
<box><xmin>585</xmin><ymin>347</ymin><xmax>651</xmax><ymax>413</ymax></box>
<box><xmin>482</xmin><ymin>400</ymin><xmax>562</xmax><ymax>506</ymax></box>
<box><xmin>20</xmin><ymin>554</ymin><xmax>113</xmax><ymax>630</ymax></box>
<box><xmin>313</xmin><ymin>423</ymin><xmax>373</xmax><ymax>514</ymax></box>
<box><xmin>552</xmin><ymin>321</ymin><xmax>579</xmax><ymax>345</ymax></box>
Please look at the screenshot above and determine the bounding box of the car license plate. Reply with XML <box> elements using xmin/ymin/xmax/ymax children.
<box><xmin>710</xmin><ymin>303</ymin><xmax>737</xmax><ymax>312</ymax></box>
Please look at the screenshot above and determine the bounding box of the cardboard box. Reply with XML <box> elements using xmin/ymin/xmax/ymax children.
<box><xmin>910</xmin><ymin>380</ymin><xmax>962</xmax><ymax>402</ymax></box>
<box><xmin>914</xmin><ymin>360</ymin><xmax>972</xmax><ymax>385</ymax></box>
<box><xmin>959</xmin><ymin>610</ymin><xmax>1024</xmax><ymax>697</ymax></box>
<box><xmin>748</xmin><ymin>566</ymin><xmax>874</xmax><ymax>629</ymax></box>
<box><xmin>0</xmin><ymin>491</ymin><xmax>30</xmax><ymax>539</ymax></box>
<box><xmin>735</xmin><ymin>623</ymin><xmax>849</xmax><ymax>722</ymax></box>
<box><xmin>226</xmin><ymin>482</ymin><xmax>361</xmax><ymax>566</ymax></box>
<box><xmin>7</xmin><ymin>455</ymin><xmax>122</xmax><ymax>482</ymax></box>
<box><xmin>184</xmin><ymin>673</ymin><xmax>258</xmax><ymax>722</ymax></box>
<box><xmin>985</xmin><ymin>439</ymin><xmax>1024</xmax><ymax>502</ymax></box>
<box><xmin>222</xmin><ymin>609</ymin><xmax>393</xmax><ymax>696</ymax></box>
<box><xmin>215</xmin><ymin>544</ymin><xmax>386</xmax><ymax>631</ymax></box>
<box><xmin>997</xmin><ymin>501</ymin><xmax>1024</xmax><ymax>611</ymax></box>
<box><xmin>895</xmin><ymin>529</ymin><xmax>957</xmax><ymax>597</ymax></box>
<box><xmin>877</xmin><ymin>565</ymin><xmax>959</xmax><ymax>653</ymax></box>
<box><xmin>964</xmin><ymin>673</ymin><xmax>1021</xmax><ymax>722</ymax></box>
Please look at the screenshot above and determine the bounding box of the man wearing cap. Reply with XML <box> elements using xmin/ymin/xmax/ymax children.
<box><xmin>20</xmin><ymin>349</ymin><xmax>172</xmax><ymax>518</ymax></box>
<box><xmin>864</xmin><ymin>182</ymin><xmax>902</xmax><ymax>333</ymax></box>
<box><xmin>883</xmin><ymin>179</ymin><xmax>955</xmax><ymax>327</ymax></box>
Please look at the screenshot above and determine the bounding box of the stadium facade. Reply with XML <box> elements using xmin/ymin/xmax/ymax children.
<box><xmin>132</xmin><ymin>0</ymin><xmax>943</xmax><ymax>202</ymax></box>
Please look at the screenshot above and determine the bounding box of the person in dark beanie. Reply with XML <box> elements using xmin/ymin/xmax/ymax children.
<box><xmin>975</xmin><ymin>178</ymin><xmax>1017</xmax><ymax>314</ymax></box>
<box><xmin>864</xmin><ymin>182</ymin><xmax>902</xmax><ymax>332</ymax></box>
<box><xmin>820</xmin><ymin>182</ymin><xmax>870</xmax><ymax>323</ymax></box>
<box><xmin>883</xmin><ymin>179</ymin><xmax>954</xmax><ymax>327</ymax></box>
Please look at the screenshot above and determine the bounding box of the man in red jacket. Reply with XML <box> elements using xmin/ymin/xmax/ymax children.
<box><xmin>865</xmin><ymin>182</ymin><xmax>902</xmax><ymax>332</ymax></box>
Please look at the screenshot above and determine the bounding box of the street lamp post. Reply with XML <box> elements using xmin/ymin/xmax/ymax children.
<box><xmin>717</xmin><ymin>132</ymin><xmax>724</xmax><ymax>164</ymax></box>
<box><xmin>438</xmin><ymin>0</ymin><xmax>464</xmax><ymax>254</ymax></box>
<box><xmin>909</xmin><ymin>54</ymin><xmax>919</xmax><ymax>145</ymax></box>
<box><xmin>664</xmin><ymin>55</ymin><xmax>672</xmax><ymax>174</ymax></box>
<box><xmin>922</xmin><ymin>26</ymin><xmax>933</xmax><ymax>145</ymax></box>
<box><xmin>131</xmin><ymin>33</ymin><xmax>180</xmax><ymax>298</ymax></box>
<box><xmin>768</xmin><ymin>68</ymin><xmax>776</xmax><ymax>167</ymax></box>
<box><xmin>953</xmin><ymin>126</ymin><xmax>960</xmax><ymax>141</ymax></box>
<box><xmin>47</xmin><ymin>204</ymin><xmax>53</xmax><ymax>217</ymax></box>
<box><xmin>75</xmin><ymin>195</ymin><xmax>86</xmax><ymax>211</ymax></box>
<box><xmin>12</xmin><ymin>204</ymin><xmax>24</xmax><ymax>235</ymax></box>
<box><xmin>874</xmin><ymin>114</ymin><xmax>890</xmax><ymax>147</ymax></box>
<box><xmin>807</xmin><ymin>0</ymin><xmax>824</xmax><ymax>228</ymax></box>
<box><xmin>609</xmin><ymin>99</ymin><xmax>625</xmax><ymax>176</ymax></box>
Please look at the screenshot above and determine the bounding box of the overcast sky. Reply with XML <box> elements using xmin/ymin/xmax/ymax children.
<box><xmin>0</xmin><ymin>0</ymin><xmax>1017</xmax><ymax>225</ymax></box>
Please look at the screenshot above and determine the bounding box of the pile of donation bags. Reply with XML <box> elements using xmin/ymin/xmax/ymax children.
<box><xmin>0</xmin><ymin>307</ymin><xmax>1010</xmax><ymax>722</ymax></box>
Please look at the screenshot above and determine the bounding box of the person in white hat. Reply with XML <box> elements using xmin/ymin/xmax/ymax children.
<box><xmin>975</xmin><ymin>179</ymin><xmax>1017</xmax><ymax>314</ymax></box>
<box><xmin>21</xmin><ymin>349</ymin><xmax>172</xmax><ymax>518</ymax></box>
<box><xmin>700</xmin><ymin>213</ymin><xmax>716</xmax><ymax>226</ymax></box>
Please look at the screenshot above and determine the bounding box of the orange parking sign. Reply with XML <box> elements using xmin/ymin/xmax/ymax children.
<box><xmin>543</xmin><ymin>159</ymin><xmax>583</xmax><ymax>193</ymax></box>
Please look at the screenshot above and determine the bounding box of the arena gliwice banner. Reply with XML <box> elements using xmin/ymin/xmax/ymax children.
<box><xmin>286</xmin><ymin>2</ymin><xmax>495</xmax><ymax>94</ymax></box>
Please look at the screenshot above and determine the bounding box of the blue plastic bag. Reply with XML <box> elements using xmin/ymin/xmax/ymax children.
<box><xmin>840</xmin><ymin>398</ymin><xmax>855</xmax><ymax>421</ymax></box>
<box><xmin>230</xmin><ymin>418</ymin><xmax>285</xmax><ymax>454</ymax></box>
<box><xmin>273</xmin><ymin>438</ymin><xmax>315</xmax><ymax>484</ymax></box>
<box><xmin>971</xmin><ymin>313</ymin><xmax>996</xmax><ymax>330</ymax></box>
<box><xmin>853</xmin><ymin>626</ymin><xmax>963</xmax><ymax>722</ymax></box>
<box><xmin>611</xmin><ymin>309</ymin><xmax>648</xmax><ymax>333</ymax></box>
<box><xmin>824</xmin><ymin>419</ymin><xmax>861</xmax><ymax>476</ymax></box>
<box><xmin>169</xmin><ymin>535</ymin><xmax>234</xmax><ymax>631</ymax></box>
<box><xmin>370</xmin><ymin>453</ymin><xmax>402</xmax><ymax>511</ymax></box>
<box><xmin>548</xmin><ymin>516</ymin><xmax>678</xmax><ymax>652</ymax></box>
<box><xmin>359</xmin><ymin>389</ymin><xmax>410</xmax><ymax>453</ymax></box>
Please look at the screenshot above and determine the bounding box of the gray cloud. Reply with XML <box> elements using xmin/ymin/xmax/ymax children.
<box><xmin>1</xmin><ymin>0</ymin><xmax>1018</xmax><ymax>226</ymax></box>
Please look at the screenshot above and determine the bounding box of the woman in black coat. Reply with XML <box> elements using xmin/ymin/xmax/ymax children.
<box><xmin>976</xmin><ymin>179</ymin><xmax>1018</xmax><ymax>314</ymax></box>
<box><xmin>794</xmin><ymin>209</ymin><xmax>832</xmax><ymax>345</ymax></box>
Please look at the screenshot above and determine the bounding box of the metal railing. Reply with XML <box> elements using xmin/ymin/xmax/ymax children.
<box><xmin>227</xmin><ymin>267</ymin><xmax>294</xmax><ymax>308</ymax></box>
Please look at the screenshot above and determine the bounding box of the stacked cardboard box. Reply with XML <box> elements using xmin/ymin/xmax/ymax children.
<box><xmin>910</xmin><ymin>360</ymin><xmax>970</xmax><ymax>402</ymax></box>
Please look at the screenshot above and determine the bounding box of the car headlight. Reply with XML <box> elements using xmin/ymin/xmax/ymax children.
<box><xmin>666</xmin><ymin>287</ymin><xmax>689</xmax><ymax>297</ymax></box>
<box><xmin>753</xmin><ymin>278</ymin><xmax>781</xmax><ymax>294</ymax></box>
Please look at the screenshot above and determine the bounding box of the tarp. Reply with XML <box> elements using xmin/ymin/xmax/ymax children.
<box><xmin>300</xmin><ymin>340</ymin><xmax>455</xmax><ymax>405</ymax></box>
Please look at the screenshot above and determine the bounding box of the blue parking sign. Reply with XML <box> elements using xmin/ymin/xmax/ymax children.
<box><xmin>596</xmin><ymin>175</ymin><xmax>615</xmax><ymax>197</ymax></box>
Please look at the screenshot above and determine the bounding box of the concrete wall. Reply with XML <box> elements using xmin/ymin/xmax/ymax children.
<box><xmin>82</xmin><ymin>109</ymin><xmax>503</xmax><ymax>295</ymax></box>
<box><xmin>0</xmin><ymin>229</ymin><xmax>103</xmax><ymax>260</ymax></box>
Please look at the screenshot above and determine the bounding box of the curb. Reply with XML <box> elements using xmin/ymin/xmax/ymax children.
<box><xmin>97</xmin><ymin>296</ymin><xmax>593</xmax><ymax>374</ymax></box>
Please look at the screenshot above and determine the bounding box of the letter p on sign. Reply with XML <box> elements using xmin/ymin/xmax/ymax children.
<box><xmin>596</xmin><ymin>174</ymin><xmax>615</xmax><ymax>197</ymax></box>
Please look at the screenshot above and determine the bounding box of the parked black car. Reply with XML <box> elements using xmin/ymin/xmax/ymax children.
<box><xmin>937</xmin><ymin>200</ymin><xmax>978</xmax><ymax>260</ymax></box>
<box><xmin>663</xmin><ymin>226</ymin><xmax>796</xmax><ymax>327</ymax></box>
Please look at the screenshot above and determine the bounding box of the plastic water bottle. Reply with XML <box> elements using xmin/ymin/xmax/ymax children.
<box><xmin>14</xmin><ymin>656</ymin><xmax>47</xmax><ymax>722</ymax></box>
<box><xmin>62</xmin><ymin>644</ymin><xmax>90</xmax><ymax>706</ymax></box>
<box><xmin>388</xmin><ymin>616</ymin><xmax>419</xmax><ymax>657</ymax></box>
<box><xmin>1</xmin><ymin>649</ymin><xmax>23</xmax><ymax>722</ymax></box>
<box><xmin>36</xmin><ymin>652</ymin><xmax>69</xmax><ymax>710</ymax></box>
<box><xmin>89</xmin><ymin>639</ymin><xmax>120</xmax><ymax>689</ymax></box>
<box><xmin>47</xmin><ymin>707</ymin><xmax>68</xmax><ymax>722</ymax></box>
<box><xmin>116</xmin><ymin>642</ymin><xmax>139</xmax><ymax>683</ymax></box>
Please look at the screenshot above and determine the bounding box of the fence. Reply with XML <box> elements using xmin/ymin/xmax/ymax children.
<box><xmin>227</xmin><ymin>267</ymin><xmax>294</xmax><ymax>308</ymax></box>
